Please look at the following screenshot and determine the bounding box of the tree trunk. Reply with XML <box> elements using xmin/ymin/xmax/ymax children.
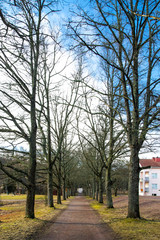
<box><xmin>46</xmin><ymin>84</ymin><xmax>54</xmax><ymax>207</ymax></box>
<box><xmin>57</xmin><ymin>186</ymin><xmax>62</xmax><ymax>204</ymax></box>
<box><xmin>92</xmin><ymin>177</ymin><xmax>96</xmax><ymax>199</ymax></box>
<box><xmin>96</xmin><ymin>180</ymin><xmax>99</xmax><ymax>201</ymax></box>
<box><xmin>25</xmin><ymin>185</ymin><xmax>35</xmax><ymax>218</ymax></box>
<box><xmin>57</xmin><ymin>152</ymin><xmax>62</xmax><ymax>204</ymax></box>
<box><xmin>127</xmin><ymin>147</ymin><xmax>140</xmax><ymax>218</ymax></box>
<box><xmin>25</xmin><ymin>98</ymin><xmax>37</xmax><ymax>218</ymax></box>
<box><xmin>89</xmin><ymin>186</ymin><xmax>92</xmax><ymax>197</ymax></box>
<box><xmin>71</xmin><ymin>187</ymin><xmax>75</xmax><ymax>196</ymax></box>
<box><xmin>99</xmin><ymin>176</ymin><xmax>103</xmax><ymax>203</ymax></box>
<box><xmin>67</xmin><ymin>188</ymin><xmax>70</xmax><ymax>198</ymax></box>
<box><xmin>114</xmin><ymin>187</ymin><xmax>118</xmax><ymax>196</ymax></box>
<box><xmin>106</xmin><ymin>92</ymin><xmax>114</xmax><ymax>208</ymax></box>
<box><xmin>47</xmin><ymin>167</ymin><xmax>54</xmax><ymax>207</ymax></box>
<box><xmin>63</xmin><ymin>180</ymin><xmax>66</xmax><ymax>200</ymax></box>
<box><xmin>105</xmin><ymin>167</ymin><xmax>113</xmax><ymax>208</ymax></box>
<box><xmin>66</xmin><ymin>188</ymin><xmax>69</xmax><ymax>198</ymax></box>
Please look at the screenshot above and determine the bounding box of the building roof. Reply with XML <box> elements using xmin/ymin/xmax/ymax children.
<box><xmin>140</xmin><ymin>158</ymin><xmax>160</xmax><ymax>168</ymax></box>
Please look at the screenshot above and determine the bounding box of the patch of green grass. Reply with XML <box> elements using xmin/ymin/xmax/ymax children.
<box><xmin>91</xmin><ymin>200</ymin><xmax>160</xmax><ymax>240</ymax></box>
<box><xmin>114</xmin><ymin>218</ymin><xmax>160</xmax><ymax>240</ymax></box>
<box><xmin>1</xmin><ymin>194</ymin><xmax>27</xmax><ymax>200</ymax></box>
<box><xmin>1</xmin><ymin>194</ymin><xmax>47</xmax><ymax>201</ymax></box>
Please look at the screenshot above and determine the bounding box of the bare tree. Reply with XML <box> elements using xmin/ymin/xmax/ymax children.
<box><xmin>0</xmin><ymin>0</ymin><xmax>58</xmax><ymax>218</ymax></box>
<box><xmin>68</xmin><ymin>0</ymin><xmax>160</xmax><ymax>218</ymax></box>
<box><xmin>61</xmin><ymin>137</ymin><xmax>79</xmax><ymax>200</ymax></box>
<box><xmin>81</xmin><ymin>144</ymin><xmax>105</xmax><ymax>203</ymax></box>
<box><xmin>77</xmin><ymin>85</ymin><xmax>126</xmax><ymax>206</ymax></box>
<box><xmin>37</xmin><ymin>30</ymin><xmax>69</xmax><ymax>207</ymax></box>
<box><xmin>50</xmin><ymin>77</ymin><xmax>80</xmax><ymax>204</ymax></box>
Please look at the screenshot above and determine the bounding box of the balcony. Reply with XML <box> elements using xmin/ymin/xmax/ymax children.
<box><xmin>145</xmin><ymin>187</ymin><xmax>149</xmax><ymax>192</ymax></box>
<box><xmin>145</xmin><ymin>177</ymin><xmax>149</xmax><ymax>182</ymax></box>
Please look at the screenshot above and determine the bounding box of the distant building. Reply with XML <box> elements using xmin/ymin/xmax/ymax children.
<box><xmin>139</xmin><ymin>157</ymin><xmax>160</xmax><ymax>196</ymax></box>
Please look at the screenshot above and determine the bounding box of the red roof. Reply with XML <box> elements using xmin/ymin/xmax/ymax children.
<box><xmin>140</xmin><ymin>158</ymin><xmax>160</xmax><ymax>168</ymax></box>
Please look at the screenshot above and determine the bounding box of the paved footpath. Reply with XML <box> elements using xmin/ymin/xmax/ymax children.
<box><xmin>34</xmin><ymin>196</ymin><xmax>121</xmax><ymax>240</ymax></box>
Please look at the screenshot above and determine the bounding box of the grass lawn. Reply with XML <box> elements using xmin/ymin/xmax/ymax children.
<box><xmin>0</xmin><ymin>194</ymin><xmax>71</xmax><ymax>240</ymax></box>
<box><xmin>91</xmin><ymin>195</ymin><xmax>160</xmax><ymax>240</ymax></box>
<box><xmin>1</xmin><ymin>194</ymin><xmax>160</xmax><ymax>239</ymax></box>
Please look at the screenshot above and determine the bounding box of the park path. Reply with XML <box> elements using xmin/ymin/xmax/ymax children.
<box><xmin>34</xmin><ymin>196</ymin><xmax>121</xmax><ymax>240</ymax></box>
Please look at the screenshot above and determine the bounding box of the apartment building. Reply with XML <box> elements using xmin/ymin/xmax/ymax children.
<box><xmin>139</xmin><ymin>157</ymin><xmax>160</xmax><ymax>196</ymax></box>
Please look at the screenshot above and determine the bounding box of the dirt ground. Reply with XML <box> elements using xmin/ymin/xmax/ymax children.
<box><xmin>113</xmin><ymin>195</ymin><xmax>160</xmax><ymax>220</ymax></box>
<box><xmin>33</xmin><ymin>196</ymin><xmax>121</xmax><ymax>240</ymax></box>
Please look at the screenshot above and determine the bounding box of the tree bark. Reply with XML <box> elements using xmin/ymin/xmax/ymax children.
<box><xmin>57</xmin><ymin>185</ymin><xmax>62</xmax><ymax>204</ymax></box>
<box><xmin>46</xmin><ymin>88</ymin><xmax>54</xmax><ymax>207</ymax></box>
<box><xmin>63</xmin><ymin>180</ymin><xmax>66</xmax><ymax>200</ymax></box>
<box><xmin>106</xmin><ymin>166</ymin><xmax>113</xmax><ymax>208</ymax></box>
<box><xmin>99</xmin><ymin>176</ymin><xmax>103</xmax><ymax>203</ymax></box>
<box><xmin>25</xmin><ymin>95</ymin><xmax>37</xmax><ymax>218</ymax></box>
<box><xmin>25</xmin><ymin>185</ymin><xmax>35</xmax><ymax>218</ymax></box>
<box><xmin>96</xmin><ymin>180</ymin><xmax>99</xmax><ymax>201</ymax></box>
<box><xmin>47</xmin><ymin>166</ymin><xmax>54</xmax><ymax>207</ymax></box>
<box><xmin>127</xmin><ymin>147</ymin><xmax>140</xmax><ymax>218</ymax></box>
<box><xmin>92</xmin><ymin>178</ymin><xmax>96</xmax><ymax>199</ymax></box>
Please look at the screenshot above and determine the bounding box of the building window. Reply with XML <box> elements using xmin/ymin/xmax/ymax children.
<box><xmin>152</xmin><ymin>184</ymin><xmax>158</xmax><ymax>190</ymax></box>
<box><xmin>152</xmin><ymin>173</ymin><xmax>157</xmax><ymax>179</ymax></box>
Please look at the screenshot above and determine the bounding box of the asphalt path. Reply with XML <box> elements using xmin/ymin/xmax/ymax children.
<box><xmin>34</xmin><ymin>196</ymin><xmax>121</xmax><ymax>240</ymax></box>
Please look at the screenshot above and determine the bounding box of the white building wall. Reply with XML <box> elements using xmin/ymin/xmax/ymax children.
<box><xmin>149</xmin><ymin>168</ymin><xmax>160</xmax><ymax>196</ymax></box>
<box><xmin>139</xmin><ymin>168</ymin><xmax>160</xmax><ymax>196</ymax></box>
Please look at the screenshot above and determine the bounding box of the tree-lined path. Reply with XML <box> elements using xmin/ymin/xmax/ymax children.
<box><xmin>34</xmin><ymin>196</ymin><xmax>120</xmax><ymax>240</ymax></box>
